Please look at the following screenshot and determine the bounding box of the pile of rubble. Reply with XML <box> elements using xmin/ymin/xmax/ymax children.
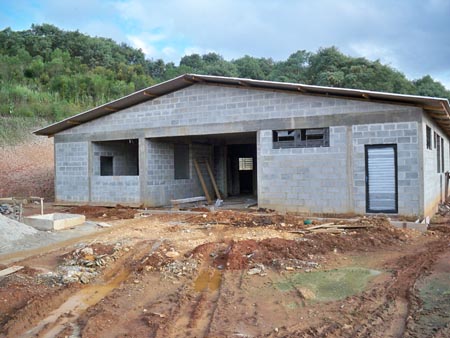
<box><xmin>39</xmin><ymin>244</ymin><xmax>120</xmax><ymax>285</ymax></box>
<box><xmin>0</xmin><ymin>214</ymin><xmax>37</xmax><ymax>243</ymax></box>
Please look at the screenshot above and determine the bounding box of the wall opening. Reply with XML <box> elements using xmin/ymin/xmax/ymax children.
<box><xmin>174</xmin><ymin>143</ymin><xmax>190</xmax><ymax>179</ymax></box>
<box><xmin>228</xmin><ymin>144</ymin><xmax>257</xmax><ymax>195</ymax></box>
<box><xmin>100</xmin><ymin>156</ymin><xmax>113</xmax><ymax>176</ymax></box>
<box><xmin>273</xmin><ymin>127</ymin><xmax>329</xmax><ymax>149</ymax></box>
<box><xmin>93</xmin><ymin>139</ymin><xmax>139</xmax><ymax>176</ymax></box>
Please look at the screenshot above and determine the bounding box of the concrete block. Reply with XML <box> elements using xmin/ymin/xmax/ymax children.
<box><xmin>24</xmin><ymin>213</ymin><xmax>86</xmax><ymax>231</ymax></box>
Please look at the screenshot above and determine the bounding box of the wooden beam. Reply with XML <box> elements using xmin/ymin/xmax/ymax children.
<box><xmin>0</xmin><ymin>266</ymin><xmax>23</xmax><ymax>278</ymax></box>
<box><xmin>238</xmin><ymin>81</ymin><xmax>252</xmax><ymax>87</ymax></box>
<box><xmin>205</xmin><ymin>161</ymin><xmax>222</xmax><ymax>200</ymax></box>
<box><xmin>143</xmin><ymin>91</ymin><xmax>157</xmax><ymax>97</ymax></box>
<box><xmin>423</xmin><ymin>105</ymin><xmax>445</xmax><ymax>111</ymax></box>
<box><xmin>104</xmin><ymin>106</ymin><xmax>118</xmax><ymax>112</ymax></box>
<box><xmin>66</xmin><ymin>120</ymin><xmax>81</xmax><ymax>125</ymax></box>
<box><xmin>170</xmin><ymin>196</ymin><xmax>207</xmax><ymax>205</ymax></box>
<box><xmin>362</xmin><ymin>93</ymin><xmax>370</xmax><ymax>99</ymax></box>
<box><xmin>193</xmin><ymin>159</ymin><xmax>212</xmax><ymax>204</ymax></box>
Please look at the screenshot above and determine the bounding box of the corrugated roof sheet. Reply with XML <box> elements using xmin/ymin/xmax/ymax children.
<box><xmin>34</xmin><ymin>73</ymin><xmax>450</xmax><ymax>136</ymax></box>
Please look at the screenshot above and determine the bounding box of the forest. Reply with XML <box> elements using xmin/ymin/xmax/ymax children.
<box><xmin>0</xmin><ymin>23</ymin><xmax>449</xmax><ymax>139</ymax></box>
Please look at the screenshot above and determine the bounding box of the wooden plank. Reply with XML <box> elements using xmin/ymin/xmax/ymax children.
<box><xmin>170</xmin><ymin>196</ymin><xmax>207</xmax><ymax>204</ymax></box>
<box><xmin>0</xmin><ymin>266</ymin><xmax>23</xmax><ymax>277</ymax></box>
<box><xmin>193</xmin><ymin>159</ymin><xmax>212</xmax><ymax>204</ymax></box>
<box><xmin>205</xmin><ymin>161</ymin><xmax>222</xmax><ymax>200</ymax></box>
<box><xmin>306</xmin><ymin>222</ymin><xmax>335</xmax><ymax>230</ymax></box>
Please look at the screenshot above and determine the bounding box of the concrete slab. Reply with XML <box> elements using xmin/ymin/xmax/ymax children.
<box><xmin>24</xmin><ymin>213</ymin><xmax>86</xmax><ymax>231</ymax></box>
<box><xmin>390</xmin><ymin>220</ymin><xmax>428</xmax><ymax>233</ymax></box>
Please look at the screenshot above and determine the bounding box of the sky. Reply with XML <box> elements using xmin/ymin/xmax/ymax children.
<box><xmin>1</xmin><ymin>0</ymin><xmax>450</xmax><ymax>89</ymax></box>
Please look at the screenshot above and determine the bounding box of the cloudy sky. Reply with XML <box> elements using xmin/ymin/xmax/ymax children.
<box><xmin>1</xmin><ymin>0</ymin><xmax>449</xmax><ymax>88</ymax></box>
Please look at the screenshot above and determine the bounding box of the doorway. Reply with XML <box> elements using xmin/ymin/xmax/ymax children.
<box><xmin>365</xmin><ymin>144</ymin><xmax>398</xmax><ymax>213</ymax></box>
<box><xmin>227</xmin><ymin>144</ymin><xmax>257</xmax><ymax>196</ymax></box>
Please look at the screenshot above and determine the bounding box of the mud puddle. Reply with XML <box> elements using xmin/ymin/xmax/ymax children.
<box><xmin>276</xmin><ymin>267</ymin><xmax>382</xmax><ymax>302</ymax></box>
<box><xmin>194</xmin><ymin>268</ymin><xmax>222</xmax><ymax>292</ymax></box>
<box><xmin>22</xmin><ymin>269</ymin><xmax>130</xmax><ymax>338</ymax></box>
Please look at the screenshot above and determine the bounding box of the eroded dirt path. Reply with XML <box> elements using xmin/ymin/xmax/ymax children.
<box><xmin>0</xmin><ymin>211</ymin><xmax>448</xmax><ymax>337</ymax></box>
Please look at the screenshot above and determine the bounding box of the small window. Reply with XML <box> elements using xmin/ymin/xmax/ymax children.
<box><xmin>174</xmin><ymin>144</ymin><xmax>189</xmax><ymax>179</ymax></box>
<box><xmin>273</xmin><ymin>128</ymin><xmax>329</xmax><ymax>149</ymax></box>
<box><xmin>426</xmin><ymin>126</ymin><xmax>432</xmax><ymax>150</ymax></box>
<box><xmin>437</xmin><ymin>134</ymin><xmax>441</xmax><ymax>173</ymax></box>
<box><xmin>239</xmin><ymin>158</ymin><xmax>253</xmax><ymax>171</ymax></box>
<box><xmin>442</xmin><ymin>138</ymin><xmax>445</xmax><ymax>172</ymax></box>
<box><xmin>100</xmin><ymin>156</ymin><xmax>113</xmax><ymax>176</ymax></box>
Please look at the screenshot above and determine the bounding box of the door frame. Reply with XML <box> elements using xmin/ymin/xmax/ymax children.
<box><xmin>365</xmin><ymin>144</ymin><xmax>398</xmax><ymax>213</ymax></box>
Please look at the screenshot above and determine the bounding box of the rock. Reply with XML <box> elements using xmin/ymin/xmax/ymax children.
<box><xmin>79</xmin><ymin>274</ymin><xmax>90</xmax><ymax>284</ymax></box>
<box><xmin>81</xmin><ymin>247</ymin><xmax>94</xmax><ymax>256</ymax></box>
<box><xmin>298</xmin><ymin>287</ymin><xmax>315</xmax><ymax>300</ymax></box>
<box><xmin>247</xmin><ymin>263</ymin><xmax>266</xmax><ymax>276</ymax></box>
<box><xmin>97</xmin><ymin>222</ymin><xmax>112</xmax><ymax>228</ymax></box>
<box><xmin>285</xmin><ymin>266</ymin><xmax>294</xmax><ymax>271</ymax></box>
<box><xmin>165</xmin><ymin>251</ymin><xmax>180</xmax><ymax>258</ymax></box>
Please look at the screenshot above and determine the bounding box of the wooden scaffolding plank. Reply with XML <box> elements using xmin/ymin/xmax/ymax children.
<box><xmin>0</xmin><ymin>266</ymin><xmax>23</xmax><ymax>277</ymax></box>
<box><xmin>193</xmin><ymin>159</ymin><xmax>212</xmax><ymax>204</ymax></box>
<box><xmin>205</xmin><ymin>161</ymin><xmax>222</xmax><ymax>200</ymax></box>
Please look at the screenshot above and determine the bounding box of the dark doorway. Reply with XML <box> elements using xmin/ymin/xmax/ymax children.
<box><xmin>227</xmin><ymin>144</ymin><xmax>257</xmax><ymax>196</ymax></box>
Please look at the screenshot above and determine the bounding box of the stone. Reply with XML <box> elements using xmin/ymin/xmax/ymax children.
<box><xmin>165</xmin><ymin>251</ymin><xmax>180</xmax><ymax>258</ymax></box>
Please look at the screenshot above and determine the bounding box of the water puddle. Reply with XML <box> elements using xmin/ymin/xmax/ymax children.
<box><xmin>194</xmin><ymin>269</ymin><xmax>222</xmax><ymax>292</ymax></box>
<box><xmin>275</xmin><ymin>267</ymin><xmax>382</xmax><ymax>302</ymax></box>
<box><xmin>23</xmin><ymin>269</ymin><xmax>130</xmax><ymax>338</ymax></box>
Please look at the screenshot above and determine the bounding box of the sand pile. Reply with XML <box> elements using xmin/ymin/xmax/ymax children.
<box><xmin>0</xmin><ymin>214</ymin><xmax>38</xmax><ymax>242</ymax></box>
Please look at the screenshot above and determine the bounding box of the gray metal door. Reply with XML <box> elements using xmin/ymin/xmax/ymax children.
<box><xmin>365</xmin><ymin>145</ymin><xmax>398</xmax><ymax>213</ymax></box>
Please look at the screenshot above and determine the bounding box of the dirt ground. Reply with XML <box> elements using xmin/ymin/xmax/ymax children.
<box><xmin>0</xmin><ymin>136</ymin><xmax>54</xmax><ymax>200</ymax></box>
<box><xmin>0</xmin><ymin>208</ymin><xmax>449</xmax><ymax>338</ymax></box>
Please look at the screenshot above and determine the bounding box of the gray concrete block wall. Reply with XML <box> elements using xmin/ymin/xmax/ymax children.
<box><xmin>213</xmin><ymin>145</ymin><xmax>227</xmax><ymax>196</ymax></box>
<box><xmin>257</xmin><ymin>126</ymin><xmax>350</xmax><ymax>213</ymax></box>
<box><xmin>55</xmin><ymin>142</ymin><xmax>89</xmax><ymax>202</ymax></box>
<box><xmin>59</xmin><ymin>84</ymin><xmax>416</xmax><ymax>137</ymax></box>
<box><xmin>145</xmin><ymin>140</ymin><xmax>214</xmax><ymax>206</ymax></box>
<box><xmin>91</xmin><ymin>176</ymin><xmax>140</xmax><ymax>203</ymax></box>
<box><xmin>422</xmin><ymin>113</ymin><xmax>449</xmax><ymax>216</ymax></box>
<box><xmin>352</xmin><ymin>122</ymin><xmax>420</xmax><ymax>215</ymax></box>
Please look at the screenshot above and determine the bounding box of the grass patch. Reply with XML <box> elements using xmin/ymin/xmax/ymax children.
<box><xmin>0</xmin><ymin>116</ymin><xmax>49</xmax><ymax>145</ymax></box>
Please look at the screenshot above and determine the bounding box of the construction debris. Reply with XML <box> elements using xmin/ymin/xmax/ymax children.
<box><xmin>0</xmin><ymin>214</ymin><xmax>38</xmax><ymax>243</ymax></box>
<box><xmin>0</xmin><ymin>265</ymin><xmax>24</xmax><ymax>278</ymax></box>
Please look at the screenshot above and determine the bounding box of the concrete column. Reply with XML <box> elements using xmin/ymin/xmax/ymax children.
<box><xmin>88</xmin><ymin>141</ymin><xmax>93</xmax><ymax>202</ymax></box>
<box><xmin>346</xmin><ymin>126</ymin><xmax>354</xmax><ymax>212</ymax></box>
<box><xmin>139</xmin><ymin>137</ymin><xmax>148</xmax><ymax>205</ymax></box>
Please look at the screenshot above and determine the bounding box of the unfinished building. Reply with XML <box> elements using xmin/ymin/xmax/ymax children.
<box><xmin>35</xmin><ymin>74</ymin><xmax>450</xmax><ymax>217</ymax></box>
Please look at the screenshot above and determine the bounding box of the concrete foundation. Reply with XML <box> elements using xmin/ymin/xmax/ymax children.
<box><xmin>24</xmin><ymin>213</ymin><xmax>86</xmax><ymax>231</ymax></box>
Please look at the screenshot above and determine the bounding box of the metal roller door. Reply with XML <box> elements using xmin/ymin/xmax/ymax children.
<box><xmin>365</xmin><ymin>145</ymin><xmax>398</xmax><ymax>213</ymax></box>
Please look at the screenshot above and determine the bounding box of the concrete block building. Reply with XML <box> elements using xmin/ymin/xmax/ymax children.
<box><xmin>35</xmin><ymin>74</ymin><xmax>450</xmax><ymax>217</ymax></box>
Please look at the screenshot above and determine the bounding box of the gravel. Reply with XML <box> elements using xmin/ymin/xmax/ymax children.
<box><xmin>0</xmin><ymin>214</ymin><xmax>38</xmax><ymax>242</ymax></box>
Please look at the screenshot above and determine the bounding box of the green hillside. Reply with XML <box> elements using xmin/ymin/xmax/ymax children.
<box><xmin>0</xmin><ymin>23</ymin><xmax>449</xmax><ymax>143</ymax></box>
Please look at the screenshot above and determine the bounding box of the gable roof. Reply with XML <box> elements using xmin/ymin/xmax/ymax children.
<box><xmin>35</xmin><ymin>73</ymin><xmax>450</xmax><ymax>136</ymax></box>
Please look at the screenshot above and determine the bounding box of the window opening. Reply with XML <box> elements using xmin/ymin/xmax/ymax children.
<box><xmin>426</xmin><ymin>126</ymin><xmax>432</xmax><ymax>150</ymax></box>
<box><xmin>174</xmin><ymin>144</ymin><xmax>190</xmax><ymax>179</ymax></box>
<box><xmin>273</xmin><ymin>128</ymin><xmax>329</xmax><ymax>148</ymax></box>
<box><xmin>100</xmin><ymin>156</ymin><xmax>113</xmax><ymax>176</ymax></box>
<box><xmin>437</xmin><ymin>134</ymin><xmax>441</xmax><ymax>173</ymax></box>
<box><xmin>239</xmin><ymin>157</ymin><xmax>253</xmax><ymax>171</ymax></box>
